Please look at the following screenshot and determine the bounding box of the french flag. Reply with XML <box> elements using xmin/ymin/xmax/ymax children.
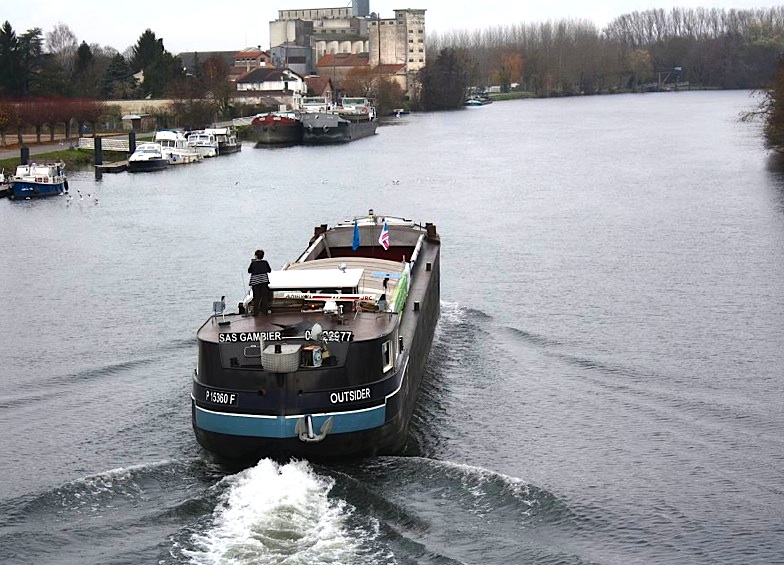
<box><xmin>378</xmin><ymin>221</ymin><xmax>390</xmax><ymax>250</ymax></box>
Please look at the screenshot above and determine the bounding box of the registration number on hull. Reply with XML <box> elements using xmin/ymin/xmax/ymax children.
<box><xmin>205</xmin><ymin>389</ymin><xmax>238</xmax><ymax>406</ymax></box>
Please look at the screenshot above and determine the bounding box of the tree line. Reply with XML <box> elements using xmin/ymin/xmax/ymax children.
<box><xmin>0</xmin><ymin>21</ymin><xmax>240</xmax><ymax>140</ymax></box>
<box><xmin>0</xmin><ymin>98</ymin><xmax>107</xmax><ymax>146</ymax></box>
<box><xmin>0</xmin><ymin>22</ymin><xmax>187</xmax><ymax>99</ymax></box>
<box><xmin>5</xmin><ymin>8</ymin><xmax>784</xmax><ymax>121</ymax></box>
<box><xmin>417</xmin><ymin>7</ymin><xmax>784</xmax><ymax>110</ymax></box>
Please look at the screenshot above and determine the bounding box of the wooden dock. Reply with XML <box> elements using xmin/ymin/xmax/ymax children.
<box><xmin>95</xmin><ymin>161</ymin><xmax>128</xmax><ymax>173</ymax></box>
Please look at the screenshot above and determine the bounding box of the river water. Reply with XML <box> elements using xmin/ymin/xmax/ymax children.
<box><xmin>1</xmin><ymin>90</ymin><xmax>783</xmax><ymax>564</ymax></box>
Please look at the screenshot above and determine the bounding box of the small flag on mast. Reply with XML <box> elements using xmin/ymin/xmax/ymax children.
<box><xmin>378</xmin><ymin>221</ymin><xmax>390</xmax><ymax>250</ymax></box>
<box><xmin>352</xmin><ymin>219</ymin><xmax>359</xmax><ymax>251</ymax></box>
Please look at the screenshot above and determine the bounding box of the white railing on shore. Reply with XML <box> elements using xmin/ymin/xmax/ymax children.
<box><xmin>78</xmin><ymin>137</ymin><xmax>130</xmax><ymax>152</ymax></box>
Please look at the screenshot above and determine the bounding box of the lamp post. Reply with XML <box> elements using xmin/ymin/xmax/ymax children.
<box><xmin>377</xmin><ymin>12</ymin><xmax>381</xmax><ymax>66</ymax></box>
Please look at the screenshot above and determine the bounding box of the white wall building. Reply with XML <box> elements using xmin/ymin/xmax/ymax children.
<box><xmin>234</xmin><ymin>67</ymin><xmax>306</xmax><ymax>109</ymax></box>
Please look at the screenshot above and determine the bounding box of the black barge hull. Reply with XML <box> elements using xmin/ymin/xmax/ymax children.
<box><xmin>302</xmin><ymin>113</ymin><xmax>377</xmax><ymax>144</ymax></box>
<box><xmin>253</xmin><ymin>123</ymin><xmax>303</xmax><ymax>146</ymax></box>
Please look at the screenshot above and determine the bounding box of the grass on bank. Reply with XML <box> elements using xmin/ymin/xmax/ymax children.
<box><xmin>1</xmin><ymin>148</ymin><xmax>97</xmax><ymax>171</ymax></box>
<box><xmin>489</xmin><ymin>91</ymin><xmax>538</xmax><ymax>101</ymax></box>
<box><xmin>0</xmin><ymin>131</ymin><xmax>159</xmax><ymax>171</ymax></box>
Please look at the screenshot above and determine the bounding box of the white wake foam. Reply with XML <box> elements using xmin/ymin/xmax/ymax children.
<box><xmin>185</xmin><ymin>459</ymin><xmax>366</xmax><ymax>564</ymax></box>
<box><xmin>437</xmin><ymin>300</ymin><xmax>466</xmax><ymax>326</ymax></box>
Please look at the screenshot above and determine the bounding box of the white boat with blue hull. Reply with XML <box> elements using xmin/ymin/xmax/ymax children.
<box><xmin>192</xmin><ymin>211</ymin><xmax>441</xmax><ymax>460</ymax></box>
<box><xmin>9</xmin><ymin>162</ymin><xmax>68</xmax><ymax>200</ymax></box>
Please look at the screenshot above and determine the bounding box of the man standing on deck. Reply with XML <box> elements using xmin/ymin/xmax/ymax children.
<box><xmin>248</xmin><ymin>249</ymin><xmax>272</xmax><ymax>316</ymax></box>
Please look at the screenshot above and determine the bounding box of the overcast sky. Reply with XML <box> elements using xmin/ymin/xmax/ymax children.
<box><xmin>3</xmin><ymin>0</ymin><xmax>782</xmax><ymax>55</ymax></box>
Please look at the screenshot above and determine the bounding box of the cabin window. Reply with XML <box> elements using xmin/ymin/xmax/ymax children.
<box><xmin>382</xmin><ymin>340</ymin><xmax>393</xmax><ymax>372</ymax></box>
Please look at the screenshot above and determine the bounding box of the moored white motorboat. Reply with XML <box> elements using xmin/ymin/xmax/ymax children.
<box><xmin>154</xmin><ymin>130</ymin><xmax>202</xmax><ymax>165</ymax></box>
<box><xmin>186</xmin><ymin>130</ymin><xmax>219</xmax><ymax>158</ymax></box>
<box><xmin>128</xmin><ymin>142</ymin><xmax>170</xmax><ymax>172</ymax></box>
<box><xmin>205</xmin><ymin>126</ymin><xmax>242</xmax><ymax>154</ymax></box>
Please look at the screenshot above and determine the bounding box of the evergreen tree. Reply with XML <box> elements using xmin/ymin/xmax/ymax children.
<box><xmin>72</xmin><ymin>41</ymin><xmax>98</xmax><ymax>97</ymax></box>
<box><xmin>0</xmin><ymin>21</ymin><xmax>24</xmax><ymax>96</ymax></box>
<box><xmin>130</xmin><ymin>29</ymin><xmax>164</xmax><ymax>72</ymax></box>
<box><xmin>18</xmin><ymin>27</ymin><xmax>44</xmax><ymax>95</ymax></box>
<box><xmin>75</xmin><ymin>41</ymin><xmax>94</xmax><ymax>74</ymax></box>
<box><xmin>102</xmin><ymin>53</ymin><xmax>137</xmax><ymax>99</ymax></box>
<box><xmin>143</xmin><ymin>51</ymin><xmax>185</xmax><ymax>98</ymax></box>
<box><xmin>417</xmin><ymin>48</ymin><xmax>478</xmax><ymax>110</ymax></box>
<box><xmin>129</xmin><ymin>29</ymin><xmax>185</xmax><ymax>98</ymax></box>
<box><xmin>33</xmin><ymin>53</ymin><xmax>71</xmax><ymax>95</ymax></box>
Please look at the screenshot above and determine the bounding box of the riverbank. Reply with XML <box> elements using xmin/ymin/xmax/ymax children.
<box><xmin>0</xmin><ymin>147</ymin><xmax>97</xmax><ymax>171</ymax></box>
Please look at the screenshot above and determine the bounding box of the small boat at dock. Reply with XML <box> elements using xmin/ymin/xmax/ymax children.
<box><xmin>8</xmin><ymin>162</ymin><xmax>68</xmax><ymax>200</ymax></box>
<box><xmin>128</xmin><ymin>142</ymin><xmax>169</xmax><ymax>172</ymax></box>
<box><xmin>186</xmin><ymin>130</ymin><xmax>220</xmax><ymax>158</ymax></box>
<box><xmin>0</xmin><ymin>169</ymin><xmax>10</xmax><ymax>197</ymax></box>
<box><xmin>191</xmin><ymin>210</ymin><xmax>441</xmax><ymax>460</ymax></box>
<box><xmin>464</xmin><ymin>95</ymin><xmax>493</xmax><ymax>106</ymax></box>
<box><xmin>206</xmin><ymin>126</ymin><xmax>242</xmax><ymax>154</ymax></box>
<box><xmin>154</xmin><ymin>130</ymin><xmax>201</xmax><ymax>165</ymax></box>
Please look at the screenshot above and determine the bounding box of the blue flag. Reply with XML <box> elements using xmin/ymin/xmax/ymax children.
<box><xmin>352</xmin><ymin>219</ymin><xmax>360</xmax><ymax>251</ymax></box>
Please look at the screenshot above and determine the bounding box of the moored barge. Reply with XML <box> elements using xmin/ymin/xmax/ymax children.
<box><xmin>251</xmin><ymin>112</ymin><xmax>303</xmax><ymax>146</ymax></box>
<box><xmin>301</xmin><ymin>97</ymin><xmax>378</xmax><ymax>144</ymax></box>
<box><xmin>192</xmin><ymin>211</ymin><xmax>440</xmax><ymax>460</ymax></box>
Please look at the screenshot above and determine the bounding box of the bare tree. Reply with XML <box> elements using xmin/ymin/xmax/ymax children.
<box><xmin>343</xmin><ymin>66</ymin><xmax>377</xmax><ymax>97</ymax></box>
<box><xmin>45</xmin><ymin>23</ymin><xmax>78</xmax><ymax>77</ymax></box>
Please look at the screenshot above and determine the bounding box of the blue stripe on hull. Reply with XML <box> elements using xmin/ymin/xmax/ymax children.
<box><xmin>12</xmin><ymin>182</ymin><xmax>65</xmax><ymax>198</ymax></box>
<box><xmin>193</xmin><ymin>402</ymin><xmax>387</xmax><ymax>438</ymax></box>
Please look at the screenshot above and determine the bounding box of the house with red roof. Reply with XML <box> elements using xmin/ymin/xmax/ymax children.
<box><xmin>304</xmin><ymin>76</ymin><xmax>335</xmax><ymax>99</ymax></box>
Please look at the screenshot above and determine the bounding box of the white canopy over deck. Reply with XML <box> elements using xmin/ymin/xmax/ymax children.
<box><xmin>269</xmin><ymin>267</ymin><xmax>364</xmax><ymax>290</ymax></box>
<box><xmin>282</xmin><ymin>258</ymin><xmax>404</xmax><ymax>298</ymax></box>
